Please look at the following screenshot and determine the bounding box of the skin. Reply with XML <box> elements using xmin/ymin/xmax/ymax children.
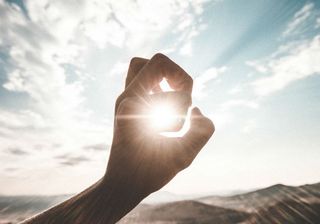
<box><xmin>21</xmin><ymin>53</ymin><xmax>215</xmax><ymax>224</ymax></box>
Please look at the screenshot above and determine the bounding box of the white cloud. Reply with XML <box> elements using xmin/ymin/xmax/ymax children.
<box><xmin>109</xmin><ymin>61</ymin><xmax>129</xmax><ymax>77</ymax></box>
<box><xmin>179</xmin><ymin>41</ymin><xmax>193</xmax><ymax>56</ymax></box>
<box><xmin>0</xmin><ymin>0</ymin><xmax>213</xmax><ymax>194</ymax></box>
<box><xmin>282</xmin><ymin>3</ymin><xmax>314</xmax><ymax>37</ymax></box>
<box><xmin>108</xmin><ymin>0</ymin><xmax>210</xmax><ymax>52</ymax></box>
<box><xmin>246</xmin><ymin>61</ymin><xmax>267</xmax><ymax>73</ymax></box>
<box><xmin>220</xmin><ymin>99</ymin><xmax>259</xmax><ymax>111</ymax></box>
<box><xmin>252</xmin><ymin>35</ymin><xmax>320</xmax><ymax>96</ymax></box>
<box><xmin>178</xmin><ymin>25</ymin><xmax>206</xmax><ymax>57</ymax></box>
<box><xmin>193</xmin><ymin>66</ymin><xmax>227</xmax><ymax>99</ymax></box>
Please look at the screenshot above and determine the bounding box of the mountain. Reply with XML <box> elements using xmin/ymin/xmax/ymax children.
<box><xmin>0</xmin><ymin>182</ymin><xmax>319</xmax><ymax>223</ymax></box>
<box><xmin>0</xmin><ymin>195</ymin><xmax>70</xmax><ymax>223</ymax></box>
<box><xmin>197</xmin><ymin>182</ymin><xmax>320</xmax><ymax>212</ymax></box>
<box><xmin>246</xmin><ymin>199</ymin><xmax>320</xmax><ymax>224</ymax></box>
<box><xmin>119</xmin><ymin>200</ymin><xmax>250</xmax><ymax>224</ymax></box>
<box><xmin>120</xmin><ymin>182</ymin><xmax>320</xmax><ymax>223</ymax></box>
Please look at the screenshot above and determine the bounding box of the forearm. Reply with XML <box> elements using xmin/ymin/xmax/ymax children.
<box><xmin>21</xmin><ymin>177</ymin><xmax>145</xmax><ymax>224</ymax></box>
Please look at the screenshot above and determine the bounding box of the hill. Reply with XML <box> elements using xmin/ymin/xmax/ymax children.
<box><xmin>0</xmin><ymin>182</ymin><xmax>319</xmax><ymax>223</ymax></box>
<box><xmin>247</xmin><ymin>199</ymin><xmax>320</xmax><ymax>224</ymax></box>
<box><xmin>120</xmin><ymin>200</ymin><xmax>249</xmax><ymax>223</ymax></box>
<box><xmin>197</xmin><ymin>182</ymin><xmax>320</xmax><ymax>212</ymax></box>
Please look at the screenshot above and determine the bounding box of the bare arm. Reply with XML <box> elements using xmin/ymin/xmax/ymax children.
<box><xmin>22</xmin><ymin>178</ymin><xmax>144</xmax><ymax>224</ymax></box>
<box><xmin>21</xmin><ymin>53</ymin><xmax>214</xmax><ymax>224</ymax></box>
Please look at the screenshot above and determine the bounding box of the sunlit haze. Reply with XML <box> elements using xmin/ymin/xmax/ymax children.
<box><xmin>0</xmin><ymin>0</ymin><xmax>319</xmax><ymax>196</ymax></box>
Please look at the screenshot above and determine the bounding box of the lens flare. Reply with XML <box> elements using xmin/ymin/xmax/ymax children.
<box><xmin>150</xmin><ymin>103</ymin><xmax>177</xmax><ymax>130</ymax></box>
<box><xmin>148</xmin><ymin>80</ymin><xmax>191</xmax><ymax>137</ymax></box>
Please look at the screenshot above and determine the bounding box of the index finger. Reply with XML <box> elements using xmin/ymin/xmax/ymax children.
<box><xmin>125</xmin><ymin>57</ymin><xmax>149</xmax><ymax>89</ymax></box>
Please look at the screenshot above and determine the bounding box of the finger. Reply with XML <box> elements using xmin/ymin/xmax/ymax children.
<box><xmin>115</xmin><ymin>97</ymin><xmax>143</xmax><ymax>130</ymax></box>
<box><xmin>173</xmin><ymin>107</ymin><xmax>214</xmax><ymax>169</ymax></box>
<box><xmin>114</xmin><ymin>97</ymin><xmax>151</xmax><ymax>144</ymax></box>
<box><xmin>125</xmin><ymin>57</ymin><xmax>149</xmax><ymax>89</ymax></box>
<box><xmin>151</xmin><ymin>84</ymin><xmax>162</xmax><ymax>93</ymax></box>
<box><xmin>115</xmin><ymin>57</ymin><xmax>148</xmax><ymax>114</ymax></box>
<box><xmin>125</xmin><ymin>53</ymin><xmax>193</xmax><ymax>98</ymax></box>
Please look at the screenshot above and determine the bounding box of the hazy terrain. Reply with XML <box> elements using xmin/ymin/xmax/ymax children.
<box><xmin>1</xmin><ymin>183</ymin><xmax>319</xmax><ymax>224</ymax></box>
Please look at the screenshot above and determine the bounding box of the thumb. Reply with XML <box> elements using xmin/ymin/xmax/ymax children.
<box><xmin>182</xmin><ymin>107</ymin><xmax>215</xmax><ymax>158</ymax></box>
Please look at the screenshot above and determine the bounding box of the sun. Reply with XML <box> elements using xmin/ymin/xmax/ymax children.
<box><xmin>150</xmin><ymin>102</ymin><xmax>178</xmax><ymax>130</ymax></box>
<box><xmin>147</xmin><ymin>78</ymin><xmax>191</xmax><ymax>136</ymax></box>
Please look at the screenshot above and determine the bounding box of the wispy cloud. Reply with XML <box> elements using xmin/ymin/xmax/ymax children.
<box><xmin>193</xmin><ymin>66</ymin><xmax>227</xmax><ymax>99</ymax></box>
<box><xmin>83</xmin><ymin>143</ymin><xmax>109</xmax><ymax>151</ymax></box>
<box><xmin>109</xmin><ymin>61</ymin><xmax>129</xmax><ymax>77</ymax></box>
<box><xmin>220</xmin><ymin>99</ymin><xmax>259</xmax><ymax>111</ymax></box>
<box><xmin>282</xmin><ymin>3</ymin><xmax>314</xmax><ymax>38</ymax></box>
<box><xmin>246</xmin><ymin>2</ymin><xmax>320</xmax><ymax>96</ymax></box>
<box><xmin>55</xmin><ymin>154</ymin><xmax>91</xmax><ymax>166</ymax></box>
<box><xmin>252</xmin><ymin>35</ymin><xmax>320</xmax><ymax>96</ymax></box>
<box><xmin>0</xmin><ymin>0</ymin><xmax>212</xmax><ymax>194</ymax></box>
<box><xmin>7</xmin><ymin>147</ymin><xmax>29</xmax><ymax>156</ymax></box>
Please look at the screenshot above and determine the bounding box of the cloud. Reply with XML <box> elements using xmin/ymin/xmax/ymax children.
<box><xmin>109</xmin><ymin>61</ymin><xmax>129</xmax><ymax>77</ymax></box>
<box><xmin>0</xmin><ymin>109</ymin><xmax>45</xmax><ymax>130</ymax></box>
<box><xmin>193</xmin><ymin>66</ymin><xmax>227</xmax><ymax>99</ymax></box>
<box><xmin>4</xmin><ymin>167</ymin><xmax>19</xmax><ymax>172</ymax></box>
<box><xmin>1</xmin><ymin>0</ymin><xmax>211</xmax><ymax>118</ymax></box>
<box><xmin>179</xmin><ymin>41</ymin><xmax>193</xmax><ymax>56</ymax></box>
<box><xmin>220</xmin><ymin>99</ymin><xmax>259</xmax><ymax>111</ymax></box>
<box><xmin>0</xmin><ymin>0</ymin><xmax>113</xmax><ymax>153</ymax></box>
<box><xmin>178</xmin><ymin>23</ymin><xmax>207</xmax><ymax>57</ymax></box>
<box><xmin>7</xmin><ymin>147</ymin><xmax>29</xmax><ymax>155</ymax></box>
<box><xmin>282</xmin><ymin>3</ymin><xmax>314</xmax><ymax>37</ymax></box>
<box><xmin>246</xmin><ymin>61</ymin><xmax>267</xmax><ymax>73</ymax></box>
<box><xmin>83</xmin><ymin>143</ymin><xmax>109</xmax><ymax>151</ymax></box>
<box><xmin>55</xmin><ymin>154</ymin><xmax>91</xmax><ymax>166</ymax></box>
<box><xmin>0</xmin><ymin>0</ymin><xmax>214</xmax><ymax>194</ymax></box>
<box><xmin>252</xmin><ymin>35</ymin><xmax>320</xmax><ymax>96</ymax></box>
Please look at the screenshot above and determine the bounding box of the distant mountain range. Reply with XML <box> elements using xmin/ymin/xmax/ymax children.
<box><xmin>0</xmin><ymin>182</ymin><xmax>319</xmax><ymax>224</ymax></box>
<box><xmin>120</xmin><ymin>182</ymin><xmax>320</xmax><ymax>223</ymax></box>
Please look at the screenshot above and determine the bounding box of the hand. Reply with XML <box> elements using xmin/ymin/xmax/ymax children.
<box><xmin>105</xmin><ymin>53</ymin><xmax>215</xmax><ymax>198</ymax></box>
<box><xmin>21</xmin><ymin>53</ymin><xmax>214</xmax><ymax>224</ymax></box>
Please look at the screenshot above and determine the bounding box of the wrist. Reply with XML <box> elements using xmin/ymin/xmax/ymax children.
<box><xmin>102</xmin><ymin>172</ymin><xmax>148</xmax><ymax>201</ymax></box>
<box><xmin>98</xmin><ymin>174</ymin><xmax>147</xmax><ymax>222</ymax></box>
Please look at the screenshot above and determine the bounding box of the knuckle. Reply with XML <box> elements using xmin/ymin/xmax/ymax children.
<box><xmin>115</xmin><ymin>94</ymin><xmax>124</xmax><ymax>107</ymax></box>
<box><xmin>181</xmin><ymin>158</ymin><xmax>193</xmax><ymax>170</ymax></box>
<box><xmin>185</xmin><ymin>74</ymin><xmax>193</xmax><ymax>90</ymax></box>
<box><xmin>129</xmin><ymin>57</ymin><xmax>139</xmax><ymax>65</ymax></box>
<box><xmin>175</xmin><ymin>153</ymin><xmax>193</xmax><ymax>170</ymax></box>
<box><xmin>130</xmin><ymin>57</ymin><xmax>143</xmax><ymax>66</ymax></box>
<box><xmin>204</xmin><ymin>117</ymin><xmax>215</xmax><ymax>136</ymax></box>
<box><xmin>117</xmin><ymin>98</ymin><xmax>131</xmax><ymax>114</ymax></box>
<box><xmin>152</xmin><ymin>53</ymin><xmax>168</xmax><ymax>62</ymax></box>
<box><xmin>188</xmin><ymin>75</ymin><xmax>194</xmax><ymax>85</ymax></box>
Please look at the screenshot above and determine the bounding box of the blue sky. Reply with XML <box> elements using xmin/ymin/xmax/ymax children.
<box><xmin>0</xmin><ymin>0</ymin><xmax>319</xmax><ymax>195</ymax></box>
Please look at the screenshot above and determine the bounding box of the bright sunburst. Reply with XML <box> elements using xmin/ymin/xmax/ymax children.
<box><xmin>150</xmin><ymin>102</ymin><xmax>177</xmax><ymax>130</ymax></box>
<box><xmin>148</xmin><ymin>79</ymin><xmax>190</xmax><ymax>136</ymax></box>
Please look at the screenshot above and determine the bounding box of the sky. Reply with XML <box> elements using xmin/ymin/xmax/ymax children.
<box><xmin>0</xmin><ymin>0</ymin><xmax>319</xmax><ymax>196</ymax></box>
